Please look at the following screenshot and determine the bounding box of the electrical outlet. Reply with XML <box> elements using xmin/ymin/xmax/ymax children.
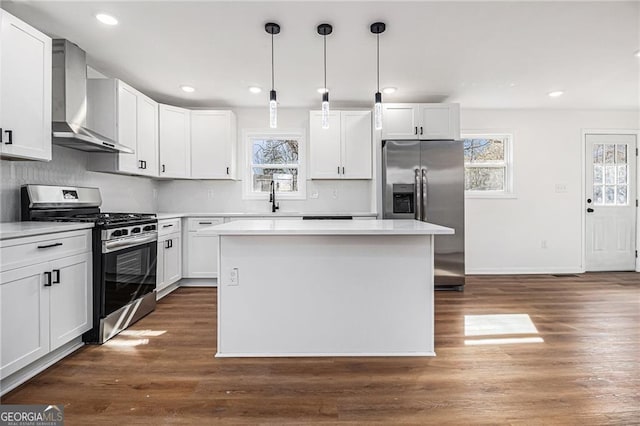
<box><xmin>207</xmin><ymin>189</ymin><xmax>215</xmax><ymax>199</ymax></box>
<box><xmin>332</xmin><ymin>188</ymin><xmax>338</xmax><ymax>199</ymax></box>
<box><xmin>310</xmin><ymin>190</ymin><xmax>319</xmax><ymax>199</ymax></box>
<box><xmin>555</xmin><ymin>184</ymin><xmax>568</xmax><ymax>193</ymax></box>
<box><xmin>541</xmin><ymin>240</ymin><xmax>548</xmax><ymax>249</ymax></box>
<box><xmin>229</xmin><ymin>268</ymin><xmax>239</xmax><ymax>286</ymax></box>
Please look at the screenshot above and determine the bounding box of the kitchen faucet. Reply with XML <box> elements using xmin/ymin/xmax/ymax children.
<box><xmin>269</xmin><ymin>180</ymin><xmax>279</xmax><ymax>213</ymax></box>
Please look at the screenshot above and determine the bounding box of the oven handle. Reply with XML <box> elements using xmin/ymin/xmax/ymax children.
<box><xmin>102</xmin><ymin>233</ymin><xmax>157</xmax><ymax>254</ymax></box>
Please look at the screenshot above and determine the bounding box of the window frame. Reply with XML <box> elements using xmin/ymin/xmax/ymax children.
<box><xmin>242</xmin><ymin>129</ymin><xmax>307</xmax><ymax>200</ymax></box>
<box><xmin>461</xmin><ymin>131</ymin><xmax>515</xmax><ymax>199</ymax></box>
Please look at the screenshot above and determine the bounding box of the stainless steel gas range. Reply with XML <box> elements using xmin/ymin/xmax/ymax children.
<box><xmin>21</xmin><ymin>185</ymin><xmax>157</xmax><ymax>343</ymax></box>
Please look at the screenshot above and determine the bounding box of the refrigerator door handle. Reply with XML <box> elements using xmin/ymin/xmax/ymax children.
<box><xmin>414</xmin><ymin>168</ymin><xmax>422</xmax><ymax>221</ymax></box>
<box><xmin>421</xmin><ymin>168</ymin><xmax>428</xmax><ymax>222</ymax></box>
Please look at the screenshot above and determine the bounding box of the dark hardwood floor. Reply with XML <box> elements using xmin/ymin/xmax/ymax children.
<box><xmin>2</xmin><ymin>273</ymin><xmax>639</xmax><ymax>425</ymax></box>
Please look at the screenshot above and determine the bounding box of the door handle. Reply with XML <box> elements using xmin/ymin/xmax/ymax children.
<box><xmin>142</xmin><ymin>160</ymin><xmax>147</xmax><ymax>169</ymax></box>
<box><xmin>414</xmin><ymin>169</ymin><xmax>421</xmax><ymax>221</ymax></box>
<box><xmin>162</xmin><ymin>164</ymin><xmax>166</xmax><ymax>173</ymax></box>
<box><xmin>4</xmin><ymin>129</ymin><xmax>12</xmax><ymax>144</ymax></box>
<box><xmin>52</xmin><ymin>269</ymin><xmax>60</xmax><ymax>284</ymax></box>
<box><xmin>587</xmin><ymin>208</ymin><xmax>594</xmax><ymax>213</ymax></box>
<box><xmin>342</xmin><ymin>167</ymin><xmax>345</xmax><ymax>175</ymax></box>
<box><xmin>165</xmin><ymin>240</ymin><xmax>171</xmax><ymax>249</ymax></box>
<box><xmin>138</xmin><ymin>160</ymin><xmax>144</xmax><ymax>169</ymax></box>
<box><xmin>420</xmin><ymin>127</ymin><xmax>423</xmax><ymax>135</ymax></box>
<box><xmin>44</xmin><ymin>271</ymin><xmax>52</xmax><ymax>287</ymax></box>
<box><xmin>226</xmin><ymin>167</ymin><xmax>230</xmax><ymax>175</ymax></box>
<box><xmin>422</xmin><ymin>168</ymin><xmax>428</xmax><ymax>222</ymax></box>
<box><xmin>337</xmin><ymin>166</ymin><xmax>340</xmax><ymax>174</ymax></box>
<box><xmin>414</xmin><ymin>126</ymin><xmax>418</xmax><ymax>135</ymax></box>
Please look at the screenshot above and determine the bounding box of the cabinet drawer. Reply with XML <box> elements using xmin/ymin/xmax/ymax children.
<box><xmin>0</xmin><ymin>230</ymin><xmax>91</xmax><ymax>272</ymax></box>
<box><xmin>158</xmin><ymin>218</ymin><xmax>181</xmax><ymax>237</ymax></box>
<box><xmin>187</xmin><ymin>217</ymin><xmax>224</xmax><ymax>231</ymax></box>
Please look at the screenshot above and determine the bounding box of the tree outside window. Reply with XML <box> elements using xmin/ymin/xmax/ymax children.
<box><xmin>462</xmin><ymin>134</ymin><xmax>513</xmax><ymax>195</ymax></box>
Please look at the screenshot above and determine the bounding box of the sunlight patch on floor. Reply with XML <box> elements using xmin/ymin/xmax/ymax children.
<box><xmin>464</xmin><ymin>314</ymin><xmax>543</xmax><ymax>346</ymax></box>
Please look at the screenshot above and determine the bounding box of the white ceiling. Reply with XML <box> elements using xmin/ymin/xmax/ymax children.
<box><xmin>2</xmin><ymin>1</ymin><xmax>639</xmax><ymax>109</ymax></box>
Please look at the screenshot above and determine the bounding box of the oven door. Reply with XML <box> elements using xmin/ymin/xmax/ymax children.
<box><xmin>101</xmin><ymin>234</ymin><xmax>157</xmax><ymax>317</ymax></box>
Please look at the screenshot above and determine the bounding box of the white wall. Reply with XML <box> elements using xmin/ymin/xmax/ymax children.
<box><xmin>0</xmin><ymin>145</ymin><xmax>157</xmax><ymax>221</ymax></box>
<box><xmin>461</xmin><ymin>109</ymin><xmax>639</xmax><ymax>274</ymax></box>
<box><xmin>156</xmin><ymin>107</ymin><xmax>374</xmax><ymax>214</ymax></box>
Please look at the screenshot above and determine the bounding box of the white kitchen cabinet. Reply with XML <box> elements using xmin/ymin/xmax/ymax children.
<box><xmin>159</xmin><ymin>104</ymin><xmax>191</xmax><ymax>178</ymax></box>
<box><xmin>0</xmin><ymin>10</ymin><xmax>52</xmax><ymax>161</ymax></box>
<box><xmin>157</xmin><ymin>218</ymin><xmax>182</xmax><ymax>296</ymax></box>
<box><xmin>87</xmin><ymin>79</ymin><xmax>159</xmax><ymax>177</ymax></box>
<box><xmin>381</xmin><ymin>103</ymin><xmax>460</xmax><ymax>140</ymax></box>
<box><xmin>309</xmin><ymin>110</ymin><xmax>372</xmax><ymax>179</ymax></box>
<box><xmin>184</xmin><ymin>218</ymin><xmax>223</xmax><ymax>278</ymax></box>
<box><xmin>190</xmin><ymin>111</ymin><xmax>237</xmax><ymax>179</ymax></box>
<box><xmin>0</xmin><ymin>230</ymin><xmax>92</xmax><ymax>379</ymax></box>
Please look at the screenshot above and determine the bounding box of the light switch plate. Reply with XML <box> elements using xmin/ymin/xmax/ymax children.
<box><xmin>229</xmin><ymin>268</ymin><xmax>239</xmax><ymax>286</ymax></box>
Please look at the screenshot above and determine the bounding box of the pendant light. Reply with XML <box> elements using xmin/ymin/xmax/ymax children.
<box><xmin>317</xmin><ymin>23</ymin><xmax>333</xmax><ymax>129</ymax></box>
<box><xmin>265</xmin><ymin>23</ymin><xmax>280</xmax><ymax>128</ymax></box>
<box><xmin>370</xmin><ymin>22</ymin><xmax>386</xmax><ymax>130</ymax></box>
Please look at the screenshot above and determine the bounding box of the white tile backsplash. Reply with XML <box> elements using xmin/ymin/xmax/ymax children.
<box><xmin>0</xmin><ymin>145</ymin><xmax>157</xmax><ymax>221</ymax></box>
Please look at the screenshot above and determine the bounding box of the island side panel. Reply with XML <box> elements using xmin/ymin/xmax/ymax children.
<box><xmin>217</xmin><ymin>234</ymin><xmax>434</xmax><ymax>357</ymax></box>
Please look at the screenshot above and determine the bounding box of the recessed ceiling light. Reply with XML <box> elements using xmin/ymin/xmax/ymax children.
<box><xmin>382</xmin><ymin>87</ymin><xmax>396</xmax><ymax>94</ymax></box>
<box><xmin>548</xmin><ymin>91</ymin><xmax>564</xmax><ymax>98</ymax></box>
<box><xmin>180</xmin><ymin>85</ymin><xmax>195</xmax><ymax>93</ymax></box>
<box><xmin>249</xmin><ymin>86</ymin><xmax>262</xmax><ymax>94</ymax></box>
<box><xmin>96</xmin><ymin>13</ymin><xmax>118</xmax><ymax>26</ymax></box>
<box><xmin>317</xmin><ymin>87</ymin><xmax>328</xmax><ymax>94</ymax></box>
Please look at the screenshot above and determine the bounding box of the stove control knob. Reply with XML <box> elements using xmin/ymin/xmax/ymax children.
<box><xmin>131</xmin><ymin>227</ymin><xmax>141</xmax><ymax>234</ymax></box>
<box><xmin>143</xmin><ymin>225</ymin><xmax>156</xmax><ymax>231</ymax></box>
<box><xmin>111</xmin><ymin>230</ymin><xmax>123</xmax><ymax>238</ymax></box>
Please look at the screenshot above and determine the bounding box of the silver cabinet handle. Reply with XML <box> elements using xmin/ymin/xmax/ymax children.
<box><xmin>37</xmin><ymin>242</ymin><xmax>63</xmax><ymax>249</ymax></box>
<box><xmin>422</xmin><ymin>168</ymin><xmax>428</xmax><ymax>222</ymax></box>
<box><xmin>162</xmin><ymin>224</ymin><xmax>174</xmax><ymax>228</ymax></box>
<box><xmin>199</xmin><ymin>221</ymin><xmax>213</xmax><ymax>225</ymax></box>
<box><xmin>102</xmin><ymin>233</ymin><xmax>157</xmax><ymax>254</ymax></box>
<box><xmin>414</xmin><ymin>169</ymin><xmax>421</xmax><ymax>221</ymax></box>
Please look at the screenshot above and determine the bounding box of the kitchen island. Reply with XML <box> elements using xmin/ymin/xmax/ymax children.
<box><xmin>199</xmin><ymin>219</ymin><xmax>454</xmax><ymax>357</ymax></box>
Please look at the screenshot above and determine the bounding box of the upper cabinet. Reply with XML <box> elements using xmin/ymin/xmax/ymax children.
<box><xmin>190</xmin><ymin>110</ymin><xmax>237</xmax><ymax>179</ymax></box>
<box><xmin>381</xmin><ymin>103</ymin><xmax>460</xmax><ymax>140</ymax></box>
<box><xmin>159</xmin><ymin>104</ymin><xmax>190</xmax><ymax>178</ymax></box>
<box><xmin>87</xmin><ymin>79</ymin><xmax>158</xmax><ymax>177</ymax></box>
<box><xmin>0</xmin><ymin>10</ymin><xmax>52</xmax><ymax>161</ymax></box>
<box><xmin>309</xmin><ymin>110</ymin><xmax>372</xmax><ymax>179</ymax></box>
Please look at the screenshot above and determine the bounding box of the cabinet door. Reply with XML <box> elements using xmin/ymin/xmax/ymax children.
<box><xmin>0</xmin><ymin>263</ymin><xmax>50</xmax><ymax>379</ymax></box>
<box><xmin>419</xmin><ymin>104</ymin><xmax>460</xmax><ymax>140</ymax></box>
<box><xmin>381</xmin><ymin>104</ymin><xmax>419</xmax><ymax>140</ymax></box>
<box><xmin>341</xmin><ymin>111</ymin><xmax>372</xmax><ymax>179</ymax></box>
<box><xmin>0</xmin><ymin>10</ymin><xmax>51</xmax><ymax>161</ymax></box>
<box><xmin>309</xmin><ymin>111</ymin><xmax>341</xmax><ymax>179</ymax></box>
<box><xmin>136</xmin><ymin>94</ymin><xmax>159</xmax><ymax>177</ymax></box>
<box><xmin>186</xmin><ymin>233</ymin><xmax>218</xmax><ymax>278</ymax></box>
<box><xmin>191</xmin><ymin>111</ymin><xmax>236</xmax><ymax>179</ymax></box>
<box><xmin>164</xmin><ymin>234</ymin><xmax>182</xmax><ymax>285</ymax></box>
<box><xmin>116</xmin><ymin>81</ymin><xmax>139</xmax><ymax>173</ymax></box>
<box><xmin>49</xmin><ymin>253</ymin><xmax>92</xmax><ymax>351</ymax></box>
<box><xmin>159</xmin><ymin>105</ymin><xmax>190</xmax><ymax>178</ymax></box>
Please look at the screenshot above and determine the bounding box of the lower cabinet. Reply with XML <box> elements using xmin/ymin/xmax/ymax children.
<box><xmin>0</xmin><ymin>251</ymin><xmax>91</xmax><ymax>379</ymax></box>
<box><xmin>184</xmin><ymin>217</ymin><xmax>223</xmax><ymax>278</ymax></box>
<box><xmin>157</xmin><ymin>233</ymin><xmax>182</xmax><ymax>294</ymax></box>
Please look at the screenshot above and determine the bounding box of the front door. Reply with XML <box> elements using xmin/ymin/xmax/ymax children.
<box><xmin>585</xmin><ymin>134</ymin><xmax>637</xmax><ymax>271</ymax></box>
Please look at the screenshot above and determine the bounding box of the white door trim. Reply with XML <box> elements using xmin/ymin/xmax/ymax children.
<box><xmin>581</xmin><ymin>129</ymin><xmax>640</xmax><ymax>272</ymax></box>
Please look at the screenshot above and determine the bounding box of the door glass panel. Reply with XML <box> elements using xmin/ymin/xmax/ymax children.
<box><xmin>617</xmin><ymin>186</ymin><xmax>628</xmax><ymax>205</ymax></box>
<box><xmin>604</xmin><ymin>144</ymin><xmax>615</xmax><ymax>164</ymax></box>
<box><xmin>593</xmin><ymin>165</ymin><xmax>603</xmax><ymax>184</ymax></box>
<box><xmin>593</xmin><ymin>185</ymin><xmax>603</xmax><ymax>204</ymax></box>
<box><xmin>617</xmin><ymin>165</ymin><xmax>628</xmax><ymax>185</ymax></box>
<box><xmin>604</xmin><ymin>166</ymin><xmax>616</xmax><ymax>184</ymax></box>
<box><xmin>593</xmin><ymin>144</ymin><xmax>604</xmax><ymax>163</ymax></box>
<box><xmin>604</xmin><ymin>186</ymin><xmax>615</xmax><ymax>204</ymax></box>
<box><xmin>616</xmin><ymin>144</ymin><xmax>627</xmax><ymax>163</ymax></box>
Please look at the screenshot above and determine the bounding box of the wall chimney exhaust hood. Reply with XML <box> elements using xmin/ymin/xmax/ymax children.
<box><xmin>52</xmin><ymin>39</ymin><xmax>133</xmax><ymax>154</ymax></box>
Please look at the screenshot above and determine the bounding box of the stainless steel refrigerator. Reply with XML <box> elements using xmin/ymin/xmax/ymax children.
<box><xmin>382</xmin><ymin>140</ymin><xmax>465</xmax><ymax>290</ymax></box>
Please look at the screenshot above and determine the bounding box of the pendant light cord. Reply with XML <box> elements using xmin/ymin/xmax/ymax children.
<box><xmin>323</xmin><ymin>35</ymin><xmax>327</xmax><ymax>90</ymax></box>
<box><xmin>376</xmin><ymin>33</ymin><xmax>380</xmax><ymax>92</ymax></box>
<box><xmin>271</xmin><ymin>33</ymin><xmax>275</xmax><ymax>90</ymax></box>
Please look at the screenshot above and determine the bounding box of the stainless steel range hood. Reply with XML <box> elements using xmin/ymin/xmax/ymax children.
<box><xmin>52</xmin><ymin>39</ymin><xmax>133</xmax><ymax>154</ymax></box>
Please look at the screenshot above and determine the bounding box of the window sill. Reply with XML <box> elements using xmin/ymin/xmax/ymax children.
<box><xmin>465</xmin><ymin>192</ymin><xmax>517</xmax><ymax>200</ymax></box>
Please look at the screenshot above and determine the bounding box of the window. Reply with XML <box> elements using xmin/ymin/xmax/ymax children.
<box><xmin>462</xmin><ymin>133</ymin><xmax>513</xmax><ymax>196</ymax></box>
<box><xmin>592</xmin><ymin>143</ymin><xmax>628</xmax><ymax>205</ymax></box>
<box><xmin>243</xmin><ymin>130</ymin><xmax>306</xmax><ymax>199</ymax></box>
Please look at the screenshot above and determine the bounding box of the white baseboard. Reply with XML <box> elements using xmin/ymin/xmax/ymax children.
<box><xmin>466</xmin><ymin>266</ymin><xmax>585</xmax><ymax>275</ymax></box>
<box><xmin>0</xmin><ymin>338</ymin><xmax>84</xmax><ymax>396</ymax></box>
<box><xmin>215</xmin><ymin>351</ymin><xmax>436</xmax><ymax>358</ymax></box>
<box><xmin>157</xmin><ymin>281</ymin><xmax>181</xmax><ymax>300</ymax></box>
<box><xmin>179</xmin><ymin>278</ymin><xmax>217</xmax><ymax>287</ymax></box>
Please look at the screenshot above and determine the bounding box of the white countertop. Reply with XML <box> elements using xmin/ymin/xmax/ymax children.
<box><xmin>156</xmin><ymin>212</ymin><xmax>378</xmax><ymax>220</ymax></box>
<box><xmin>199</xmin><ymin>219</ymin><xmax>454</xmax><ymax>236</ymax></box>
<box><xmin>0</xmin><ymin>222</ymin><xmax>94</xmax><ymax>241</ymax></box>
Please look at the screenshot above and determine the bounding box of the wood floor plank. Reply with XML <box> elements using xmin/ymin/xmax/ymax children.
<box><xmin>1</xmin><ymin>272</ymin><xmax>638</xmax><ymax>425</ymax></box>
